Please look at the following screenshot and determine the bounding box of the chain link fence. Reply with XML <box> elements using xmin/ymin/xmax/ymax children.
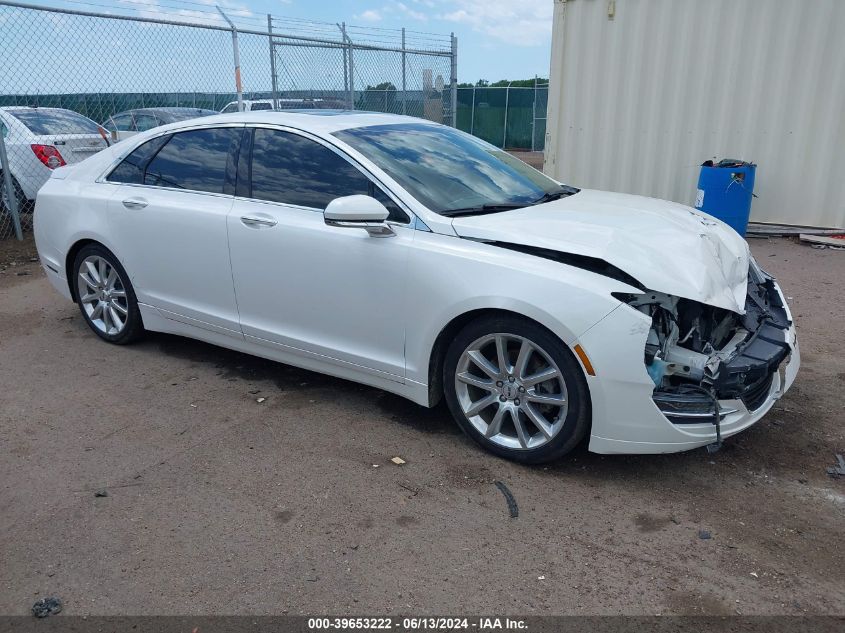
<box><xmin>456</xmin><ymin>84</ymin><xmax>549</xmax><ymax>152</ymax></box>
<box><xmin>0</xmin><ymin>0</ymin><xmax>456</xmax><ymax>240</ymax></box>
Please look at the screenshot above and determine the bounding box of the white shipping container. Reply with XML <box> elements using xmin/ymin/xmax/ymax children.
<box><xmin>544</xmin><ymin>0</ymin><xmax>845</xmax><ymax>229</ymax></box>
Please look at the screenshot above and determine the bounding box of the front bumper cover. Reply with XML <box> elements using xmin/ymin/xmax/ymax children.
<box><xmin>653</xmin><ymin>274</ymin><xmax>793</xmax><ymax>423</ymax></box>
<box><xmin>580</xmin><ymin>275</ymin><xmax>799</xmax><ymax>454</ymax></box>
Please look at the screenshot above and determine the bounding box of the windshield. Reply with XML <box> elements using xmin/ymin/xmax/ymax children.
<box><xmin>9</xmin><ymin>108</ymin><xmax>101</xmax><ymax>135</ymax></box>
<box><xmin>334</xmin><ymin>122</ymin><xmax>574</xmax><ymax>215</ymax></box>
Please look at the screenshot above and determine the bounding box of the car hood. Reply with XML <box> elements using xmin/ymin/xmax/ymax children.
<box><xmin>450</xmin><ymin>189</ymin><xmax>750</xmax><ymax>313</ymax></box>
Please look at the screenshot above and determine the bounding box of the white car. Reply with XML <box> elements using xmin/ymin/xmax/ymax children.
<box><xmin>33</xmin><ymin>112</ymin><xmax>800</xmax><ymax>462</ymax></box>
<box><xmin>1</xmin><ymin>107</ymin><xmax>109</xmax><ymax>215</ymax></box>
<box><xmin>219</xmin><ymin>99</ymin><xmax>275</xmax><ymax>114</ymax></box>
<box><xmin>219</xmin><ymin>98</ymin><xmax>346</xmax><ymax>114</ymax></box>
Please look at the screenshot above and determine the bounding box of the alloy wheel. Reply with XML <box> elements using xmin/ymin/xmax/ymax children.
<box><xmin>76</xmin><ymin>255</ymin><xmax>129</xmax><ymax>336</ymax></box>
<box><xmin>454</xmin><ymin>333</ymin><xmax>569</xmax><ymax>450</ymax></box>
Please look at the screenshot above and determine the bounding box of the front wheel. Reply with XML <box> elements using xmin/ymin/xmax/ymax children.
<box><xmin>73</xmin><ymin>244</ymin><xmax>144</xmax><ymax>344</ymax></box>
<box><xmin>444</xmin><ymin>315</ymin><xmax>590</xmax><ymax>464</ymax></box>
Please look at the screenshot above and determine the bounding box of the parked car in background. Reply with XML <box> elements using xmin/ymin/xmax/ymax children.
<box><xmin>219</xmin><ymin>99</ymin><xmax>275</xmax><ymax>114</ymax></box>
<box><xmin>219</xmin><ymin>98</ymin><xmax>347</xmax><ymax>113</ymax></box>
<box><xmin>0</xmin><ymin>106</ymin><xmax>108</xmax><ymax>221</ymax></box>
<box><xmin>102</xmin><ymin>107</ymin><xmax>216</xmax><ymax>142</ymax></box>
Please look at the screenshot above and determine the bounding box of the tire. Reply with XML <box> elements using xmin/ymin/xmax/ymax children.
<box><xmin>72</xmin><ymin>244</ymin><xmax>144</xmax><ymax>344</ymax></box>
<box><xmin>444</xmin><ymin>314</ymin><xmax>590</xmax><ymax>464</ymax></box>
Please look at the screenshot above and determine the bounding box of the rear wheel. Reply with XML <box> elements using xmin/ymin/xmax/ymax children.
<box><xmin>444</xmin><ymin>315</ymin><xmax>590</xmax><ymax>463</ymax></box>
<box><xmin>73</xmin><ymin>244</ymin><xmax>144</xmax><ymax>344</ymax></box>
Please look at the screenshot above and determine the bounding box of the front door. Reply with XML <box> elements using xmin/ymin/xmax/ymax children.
<box><xmin>227</xmin><ymin>127</ymin><xmax>412</xmax><ymax>380</ymax></box>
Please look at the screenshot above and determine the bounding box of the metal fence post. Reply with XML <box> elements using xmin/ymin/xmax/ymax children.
<box><xmin>470</xmin><ymin>86</ymin><xmax>476</xmax><ymax>135</ymax></box>
<box><xmin>401</xmin><ymin>28</ymin><xmax>407</xmax><ymax>116</ymax></box>
<box><xmin>217</xmin><ymin>6</ymin><xmax>243</xmax><ymax>112</ymax></box>
<box><xmin>268</xmin><ymin>14</ymin><xmax>279</xmax><ymax>109</ymax></box>
<box><xmin>0</xmin><ymin>131</ymin><xmax>23</xmax><ymax>241</ymax></box>
<box><xmin>347</xmin><ymin>29</ymin><xmax>355</xmax><ymax>110</ymax></box>
<box><xmin>338</xmin><ymin>22</ymin><xmax>354</xmax><ymax>109</ymax></box>
<box><xmin>338</xmin><ymin>22</ymin><xmax>348</xmax><ymax>104</ymax></box>
<box><xmin>531</xmin><ymin>76</ymin><xmax>537</xmax><ymax>152</ymax></box>
<box><xmin>503</xmin><ymin>81</ymin><xmax>511</xmax><ymax>148</ymax></box>
<box><xmin>450</xmin><ymin>33</ymin><xmax>458</xmax><ymax>127</ymax></box>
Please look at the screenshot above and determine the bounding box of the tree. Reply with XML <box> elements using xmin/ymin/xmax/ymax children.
<box><xmin>458</xmin><ymin>78</ymin><xmax>549</xmax><ymax>89</ymax></box>
<box><xmin>358</xmin><ymin>81</ymin><xmax>398</xmax><ymax>111</ymax></box>
<box><xmin>365</xmin><ymin>81</ymin><xmax>397</xmax><ymax>92</ymax></box>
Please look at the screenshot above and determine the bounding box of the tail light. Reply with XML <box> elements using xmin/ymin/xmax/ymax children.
<box><xmin>31</xmin><ymin>144</ymin><xmax>66</xmax><ymax>169</ymax></box>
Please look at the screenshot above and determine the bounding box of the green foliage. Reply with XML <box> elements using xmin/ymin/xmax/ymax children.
<box><xmin>364</xmin><ymin>81</ymin><xmax>397</xmax><ymax>91</ymax></box>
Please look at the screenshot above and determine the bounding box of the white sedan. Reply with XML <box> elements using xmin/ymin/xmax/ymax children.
<box><xmin>1</xmin><ymin>107</ymin><xmax>109</xmax><ymax>215</ymax></box>
<box><xmin>33</xmin><ymin>112</ymin><xmax>799</xmax><ymax>462</ymax></box>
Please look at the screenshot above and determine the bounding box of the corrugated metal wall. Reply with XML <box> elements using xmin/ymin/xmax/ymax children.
<box><xmin>544</xmin><ymin>0</ymin><xmax>845</xmax><ymax>229</ymax></box>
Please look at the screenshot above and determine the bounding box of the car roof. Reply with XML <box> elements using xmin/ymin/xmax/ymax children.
<box><xmin>131</xmin><ymin>107</ymin><xmax>216</xmax><ymax>114</ymax></box>
<box><xmin>191</xmin><ymin>110</ymin><xmax>438</xmax><ymax>134</ymax></box>
<box><xmin>110</xmin><ymin>107</ymin><xmax>215</xmax><ymax>117</ymax></box>
<box><xmin>0</xmin><ymin>106</ymin><xmax>75</xmax><ymax>113</ymax></box>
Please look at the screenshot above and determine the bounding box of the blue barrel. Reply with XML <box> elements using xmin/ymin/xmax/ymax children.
<box><xmin>694</xmin><ymin>160</ymin><xmax>756</xmax><ymax>236</ymax></box>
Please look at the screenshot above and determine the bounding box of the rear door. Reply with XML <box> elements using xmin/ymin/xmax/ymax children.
<box><xmin>105</xmin><ymin>125</ymin><xmax>243</xmax><ymax>336</ymax></box>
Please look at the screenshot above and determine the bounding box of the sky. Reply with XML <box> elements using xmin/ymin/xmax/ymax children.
<box><xmin>21</xmin><ymin>0</ymin><xmax>555</xmax><ymax>84</ymax></box>
<box><xmin>283</xmin><ymin>0</ymin><xmax>555</xmax><ymax>81</ymax></box>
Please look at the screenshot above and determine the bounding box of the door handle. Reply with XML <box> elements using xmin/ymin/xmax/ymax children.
<box><xmin>241</xmin><ymin>215</ymin><xmax>277</xmax><ymax>228</ymax></box>
<box><xmin>122</xmin><ymin>197</ymin><xmax>148</xmax><ymax>210</ymax></box>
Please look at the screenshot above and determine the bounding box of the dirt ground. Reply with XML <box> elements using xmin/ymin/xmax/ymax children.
<box><xmin>0</xmin><ymin>235</ymin><xmax>843</xmax><ymax>616</ymax></box>
<box><xmin>509</xmin><ymin>151</ymin><xmax>544</xmax><ymax>171</ymax></box>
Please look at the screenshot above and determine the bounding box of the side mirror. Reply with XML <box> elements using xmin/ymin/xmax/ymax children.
<box><xmin>324</xmin><ymin>195</ymin><xmax>394</xmax><ymax>238</ymax></box>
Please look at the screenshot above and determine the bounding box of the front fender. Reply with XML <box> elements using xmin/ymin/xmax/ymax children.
<box><xmin>404</xmin><ymin>232</ymin><xmax>630</xmax><ymax>386</ymax></box>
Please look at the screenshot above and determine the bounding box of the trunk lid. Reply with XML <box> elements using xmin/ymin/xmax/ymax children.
<box><xmin>49</xmin><ymin>134</ymin><xmax>109</xmax><ymax>165</ymax></box>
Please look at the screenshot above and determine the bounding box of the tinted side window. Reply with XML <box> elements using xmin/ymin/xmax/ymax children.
<box><xmin>249</xmin><ymin>128</ymin><xmax>409</xmax><ymax>222</ymax></box>
<box><xmin>145</xmin><ymin>127</ymin><xmax>239</xmax><ymax>193</ymax></box>
<box><xmin>106</xmin><ymin>135</ymin><xmax>170</xmax><ymax>184</ymax></box>
<box><xmin>112</xmin><ymin>114</ymin><xmax>135</xmax><ymax>132</ymax></box>
<box><xmin>221</xmin><ymin>104</ymin><xmax>238</xmax><ymax>114</ymax></box>
<box><xmin>134</xmin><ymin>114</ymin><xmax>158</xmax><ymax>132</ymax></box>
<box><xmin>250</xmin><ymin>102</ymin><xmax>272</xmax><ymax>111</ymax></box>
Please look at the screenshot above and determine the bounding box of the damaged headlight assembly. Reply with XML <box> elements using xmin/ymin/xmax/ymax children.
<box><xmin>612</xmin><ymin>259</ymin><xmax>793</xmax><ymax>452</ymax></box>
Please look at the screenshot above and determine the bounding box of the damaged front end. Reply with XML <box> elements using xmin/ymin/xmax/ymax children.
<box><xmin>614</xmin><ymin>260</ymin><xmax>793</xmax><ymax>443</ymax></box>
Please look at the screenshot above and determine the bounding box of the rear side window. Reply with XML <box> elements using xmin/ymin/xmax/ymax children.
<box><xmin>144</xmin><ymin>127</ymin><xmax>239</xmax><ymax>193</ymax></box>
<box><xmin>106</xmin><ymin>135</ymin><xmax>170</xmax><ymax>184</ymax></box>
<box><xmin>9</xmin><ymin>109</ymin><xmax>101</xmax><ymax>135</ymax></box>
<box><xmin>250</xmin><ymin>102</ymin><xmax>272</xmax><ymax>111</ymax></box>
<box><xmin>134</xmin><ymin>114</ymin><xmax>158</xmax><ymax>132</ymax></box>
<box><xmin>221</xmin><ymin>103</ymin><xmax>238</xmax><ymax>114</ymax></box>
<box><xmin>248</xmin><ymin>128</ymin><xmax>408</xmax><ymax>222</ymax></box>
<box><xmin>110</xmin><ymin>114</ymin><xmax>135</xmax><ymax>132</ymax></box>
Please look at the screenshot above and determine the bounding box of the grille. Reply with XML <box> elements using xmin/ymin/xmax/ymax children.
<box><xmin>741</xmin><ymin>373</ymin><xmax>775</xmax><ymax>412</ymax></box>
